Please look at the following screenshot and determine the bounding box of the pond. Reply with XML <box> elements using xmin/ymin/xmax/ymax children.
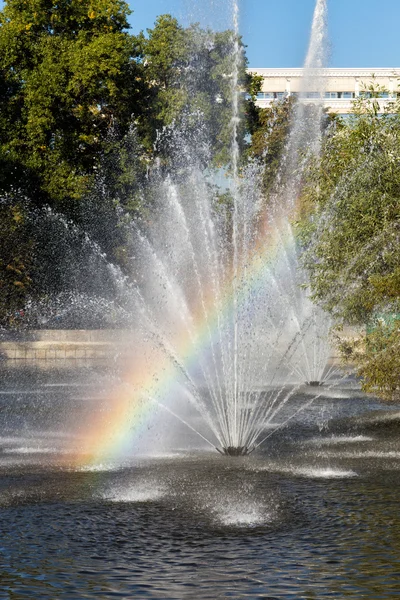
<box><xmin>1</xmin><ymin>366</ymin><xmax>400</xmax><ymax>598</ymax></box>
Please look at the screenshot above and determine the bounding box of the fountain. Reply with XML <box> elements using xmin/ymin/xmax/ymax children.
<box><xmin>2</xmin><ymin>0</ymin><xmax>334</xmax><ymax>462</ymax></box>
<box><xmin>65</xmin><ymin>0</ymin><xmax>334</xmax><ymax>461</ymax></box>
<box><xmin>217</xmin><ymin>445</ymin><xmax>253</xmax><ymax>456</ymax></box>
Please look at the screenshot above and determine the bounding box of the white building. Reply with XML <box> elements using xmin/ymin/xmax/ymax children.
<box><xmin>248</xmin><ymin>68</ymin><xmax>400</xmax><ymax>114</ymax></box>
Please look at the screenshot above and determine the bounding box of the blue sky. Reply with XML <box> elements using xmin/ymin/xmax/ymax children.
<box><xmin>127</xmin><ymin>0</ymin><xmax>400</xmax><ymax>68</ymax></box>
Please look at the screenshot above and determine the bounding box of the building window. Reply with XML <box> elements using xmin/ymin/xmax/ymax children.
<box><xmin>359</xmin><ymin>91</ymin><xmax>390</xmax><ymax>99</ymax></box>
<box><xmin>256</xmin><ymin>92</ymin><xmax>275</xmax><ymax>99</ymax></box>
<box><xmin>342</xmin><ymin>92</ymin><xmax>355</xmax><ymax>99</ymax></box>
<box><xmin>256</xmin><ymin>92</ymin><xmax>289</xmax><ymax>100</ymax></box>
<box><xmin>325</xmin><ymin>92</ymin><xmax>339</xmax><ymax>99</ymax></box>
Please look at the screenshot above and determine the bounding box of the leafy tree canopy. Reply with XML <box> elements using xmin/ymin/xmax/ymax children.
<box><xmin>249</xmin><ymin>96</ymin><xmax>295</xmax><ymax>194</ymax></box>
<box><xmin>138</xmin><ymin>14</ymin><xmax>260</xmax><ymax>166</ymax></box>
<box><xmin>0</xmin><ymin>0</ymin><xmax>147</xmax><ymax>210</ymax></box>
<box><xmin>0</xmin><ymin>2</ymin><xmax>261</xmax><ymax>324</ymax></box>
<box><xmin>299</xmin><ymin>96</ymin><xmax>400</xmax><ymax>325</ymax></box>
<box><xmin>0</xmin><ymin>198</ymin><xmax>33</xmax><ymax>325</ymax></box>
<box><xmin>299</xmin><ymin>94</ymin><xmax>400</xmax><ymax>401</ymax></box>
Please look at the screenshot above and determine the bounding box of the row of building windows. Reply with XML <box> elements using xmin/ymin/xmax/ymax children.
<box><xmin>256</xmin><ymin>91</ymin><xmax>397</xmax><ymax>100</ymax></box>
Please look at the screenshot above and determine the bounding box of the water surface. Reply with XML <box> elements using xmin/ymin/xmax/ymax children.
<box><xmin>1</xmin><ymin>368</ymin><xmax>400</xmax><ymax>599</ymax></box>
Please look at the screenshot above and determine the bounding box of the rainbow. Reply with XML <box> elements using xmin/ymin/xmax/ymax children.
<box><xmin>72</xmin><ymin>210</ymin><xmax>298</xmax><ymax>466</ymax></box>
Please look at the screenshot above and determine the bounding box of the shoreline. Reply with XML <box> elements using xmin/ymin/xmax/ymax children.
<box><xmin>0</xmin><ymin>328</ymin><xmax>359</xmax><ymax>368</ymax></box>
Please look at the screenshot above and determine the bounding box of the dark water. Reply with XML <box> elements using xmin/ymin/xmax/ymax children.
<box><xmin>1</xmin><ymin>366</ymin><xmax>400</xmax><ymax>599</ymax></box>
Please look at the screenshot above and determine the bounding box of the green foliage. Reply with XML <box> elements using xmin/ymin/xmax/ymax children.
<box><xmin>248</xmin><ymin>97</ymin><xmax>335</xmax><ymax>197</ymax></box>
<box><xmin>300</xmin><ymin>96</ymin><xmax>400</xmax><ymax>324</ymax></box>
<box><xmin>299</xmin><ymin>92</ymin><xmax>400</xmax><ymax>400</ymax></box>
<box><xmin>0</xmin><ymin>1</ymin><xmax>260</xmax><ymax>323</ymax></box>
<box><xmin>0</xmin><ymin>0</ymin><xmax>147</xmax><ymax>209</ymax></box>
<box><xmin>80</xmin><ymin>125</ymin><xmax>148</xmax><ymax>271</ymax></box>
<box><xmin>249</xmin><ymin>96</ymin><xmax>295</xmax><ymax>194</ymax></box>
<box><xmin>337</xmin><ymin>319</ymin><xmax>400</xmax><ymax>402</ymax></box>
<box><xmin>0</xmin><ymin>200</ymin><xmax>33</xmax><ymax>325</ymax></box>
<box><xmin>0</xmin><ymin>0</ymin><xmax>150</xmax><ymax>318</ymax></box>
<box><xmin>0</xmin><ymin>2</ymin><xmax>259</xmax><ymax>202</ymax></box>
<box><xmin>138</xmin><ymin>15</ymin><xmax>258</xmax><ymax>166</ymax></box>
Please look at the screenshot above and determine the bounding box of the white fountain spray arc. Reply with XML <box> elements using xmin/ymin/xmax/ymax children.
<box><xmin>76</xmin><ymin>0</ymin><xmax>334</xmax><ymax>461</ymax></box>
<box><xmin>120</xmin><ymin>0</ymin><xmax>334</xmax><ymax>457</ymax></box>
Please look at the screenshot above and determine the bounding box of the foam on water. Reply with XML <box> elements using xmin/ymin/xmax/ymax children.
<box><xmin>331</xmin><ymin>451</ymin><xmax>400</xmax><ymax>460</ymax></box>
<box><xmin>0</xmin><ymin>436</ymin><xmax>37</xmax><ymax>444</ymax></box>
<box><xmin>2</xmin><ymin>447</ymin><xmax>58</xmax><ymax>454</ymax></box>
<box><xmin>0</xmin><ymin>431</ymin><xmax>80</xmax><ymax>445</ymax></box>
<box><xmin>0</xmin><ymin>456</ymin><xmax>44</xmax><ymax>467</ymax></box>
<box><xmin>214</xmin><ymin>501</ymin><xmax>269</xmax><ymax>527</ymax></box>
<box><xmin>138</xmin><ymin>452</ymin><xmax>187</xmax><ymax>460</ymax></box>
<box><xmin>304</xmin><ymin>436</ymin><xmax>374</xmax><ymax>445</ymax></box>
<box><xmin>76</xmin><ymin>462</ymin><xmax>124</xmax><ymax>472</ymax></box>
<box><xmin>249</xmin><ymin>463</ymin><xmax>358</xmax><ymax>479</ymax></box>
<box><xmin>100</xmin><ymin>482</ymin><xmax>166</xmax><ymax>503</ymax></box>
<box><xmin>292</xmin><ymin>467</ymin><xmax>358</xmax><ymax>479</ymax></box>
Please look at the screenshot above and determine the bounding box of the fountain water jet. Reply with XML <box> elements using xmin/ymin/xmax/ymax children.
<box><xmin>218</xmin><ymin>446</ymin><xmax>253</xmax><ymax>457</ymax></box>
<box><xmin>40</xmin><ymin>0</ymin><xmax>334</xmax><ymax>463</ymax></box>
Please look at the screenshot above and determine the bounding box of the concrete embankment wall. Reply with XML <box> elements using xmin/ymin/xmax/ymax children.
<box><xmin>0</xmin><ymin>327</ymin><xmax>362</xmax><ymax>365</ymax></box>
<box><xmin>0</xmin><ymin>330</ymin><xmax>124</xmax><ymax>362</ymax></box>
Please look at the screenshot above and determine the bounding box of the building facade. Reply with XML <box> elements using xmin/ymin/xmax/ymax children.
<box><xmin>248</xmin><ymin>68</ymin><xmax>400</xmax><ymax>114</ymax></box>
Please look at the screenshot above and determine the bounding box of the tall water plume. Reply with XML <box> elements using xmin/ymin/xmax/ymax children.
<box><xmin>304</xmin><ymin>0</ymin><xmax>329</xmax><ymax>71</ymax></box>
<box><xmin>279</xmin><ymin>0</ymin><xmax>329</xmax><ymax>209</ymax></box>
<box><xmin>297</xmin><ymin>0</ymin><xmax>329</xmax><ymax>155</ymax></box>
<box><xmin>230</xmin><ymin>0</ymin><xmax>242</xmax><ymax>448</ymax></box>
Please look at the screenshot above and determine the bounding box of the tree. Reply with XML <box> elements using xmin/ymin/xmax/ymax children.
<box><xmin>138</xmin><ymin>15</ymin><xmax>260</xmax><ymax>167</ymax></box>
<box><xmin>299</xmin><ymin>94</ymin><xmax>400</xmax><ymax>400</ymax></box>
<box><xmin>338</xmin><ymin>317</ymin><xmax>400</xmax><ymax>402</ymax></box>
<box><xmin>0</xmin><ymin>198</ymin><xmax>33</xmax><ymax>326</ymax></box>
<box><xmin>0</xmin><ymin>0</ymin><xmax>148</xmax><ymax>210</ymax></box>
<box><xmin>249</xmin><ymin>96</ymin><xmax>295</xmax><ymax>194</ymax></box>
<box><xmin>0</xmin><ymin>5</ymin><xmax>260</xmax><ymax>324</ymax></box>
<box><xmin>249</xmin><ymin>97</ymin><xmax>335</xmax><ymax>197</ymax></box>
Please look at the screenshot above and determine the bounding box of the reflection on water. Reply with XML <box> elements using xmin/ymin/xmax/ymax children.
<box><xmin>1</xmin><ymin>367</ymin><xmax>400</xmax><ymax>598</ymax></box>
